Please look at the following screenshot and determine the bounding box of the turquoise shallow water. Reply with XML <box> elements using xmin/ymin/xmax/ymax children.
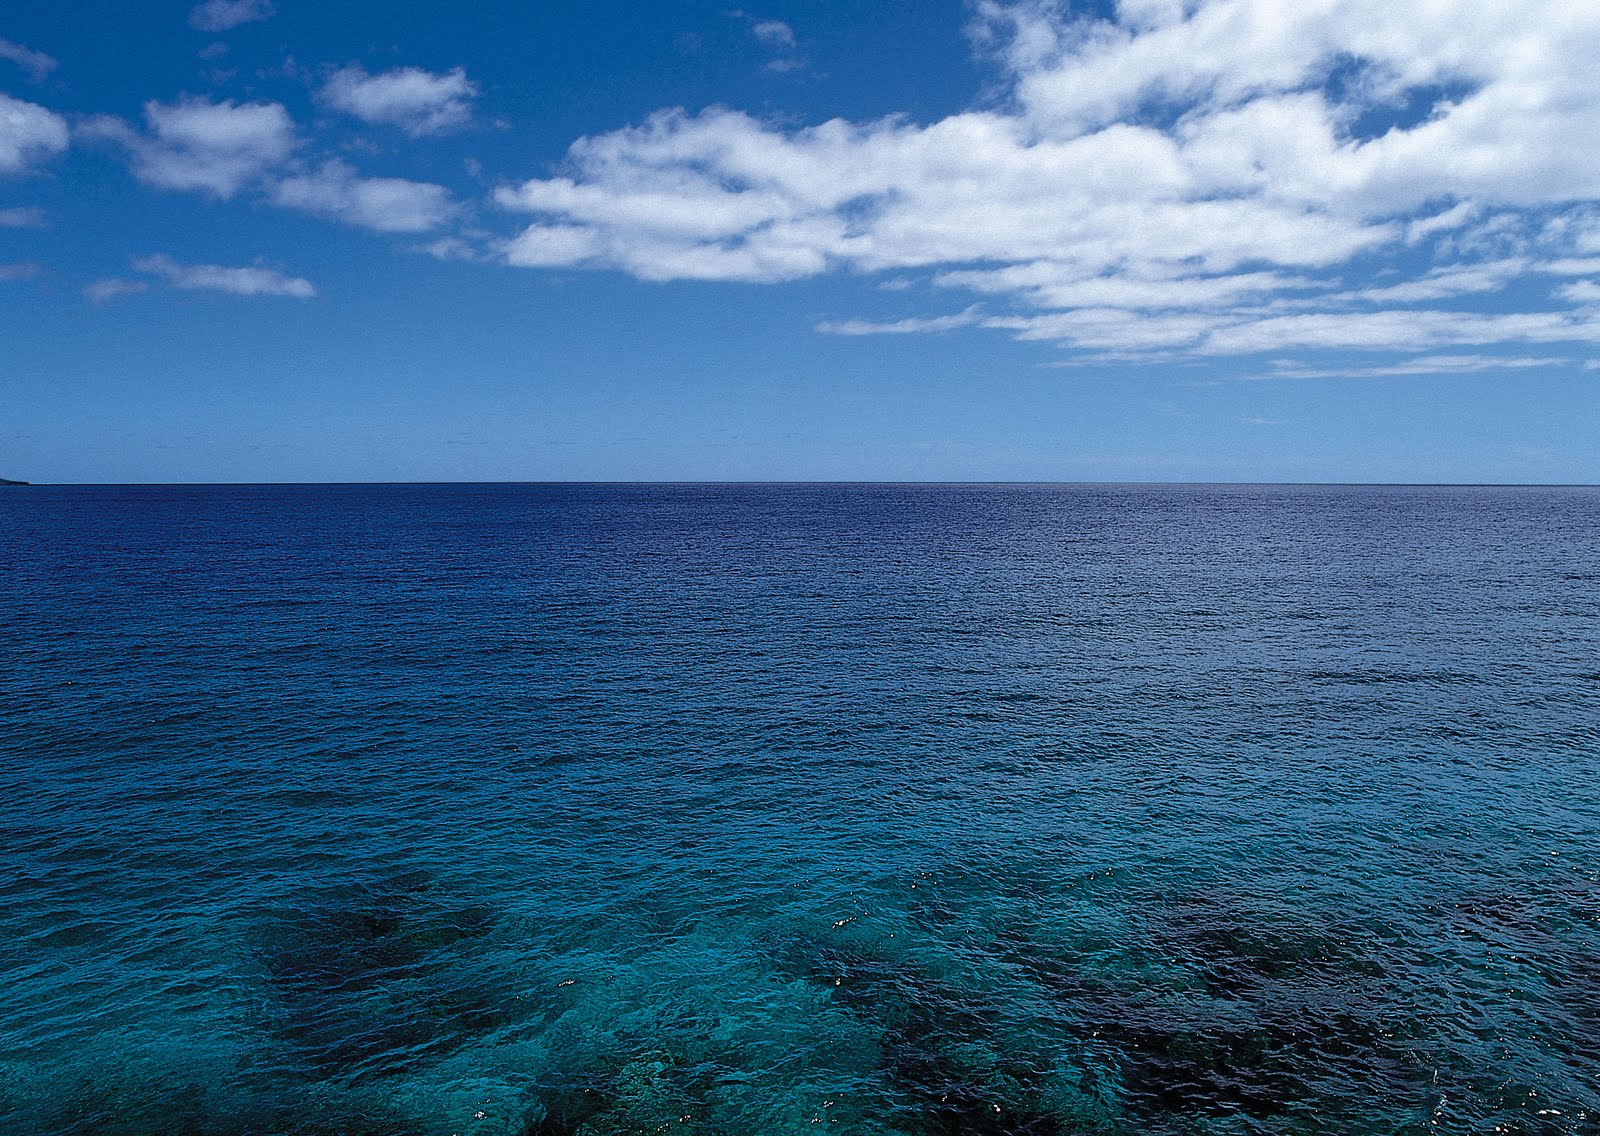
<box><xmin>2</xmin><ymin>483</ymin><xmax>1598</xmax><ymax>1135</ymax></box>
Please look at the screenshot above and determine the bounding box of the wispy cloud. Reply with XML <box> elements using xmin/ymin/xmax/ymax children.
<box><xmin>728</xmin><ymin>11</ymin><xmax>805</xmax><ymax>72</ymax></box>
<box><xmin>0</xmin><ymin>261</ymin><xmax>42</xmax><ymax>282</ymax></box>
<box><xmin>751</xmin><ymin>20</ymin><xmax>796</xmax><ymax>49</ymax></box>
<box><xmin>816</xmin><ymin>307</ymin><xmax>983</xmax><ymax>335</ymax></box>
<box><xmin>0</xmin><ymin>37</ymin><xmax>56</xmax><ymax>82</ymax></box>
<box><xmin>129</xmin><ymin>254</ymin><xmax>315</xmax><ymax>298</ymax></box>
<box><xmin>84</xmin><ymin>277</ymin><xmax>151</xmax><ymax>304</ymax></box>
<box><xmin>320</xmin><ymin>64</ymin><xmax>477</xmax><ymax>137</ymax></box>
<box><xmin>1262</xmin><ymin>355</ymin><xmax>1573</xmax><ymax>379</ymax></box>
<box><xmin>187</xmin><ymin>0</ymin><xmax>274</xmax><ymax>33</ymax></box>
<box><xmin>0</xmin><ymin>205</ymin><xmax>47</xmax><ymax>228</ymax></box>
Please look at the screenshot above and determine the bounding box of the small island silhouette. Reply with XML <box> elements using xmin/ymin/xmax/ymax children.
<box><xmin>0</xmin><ymin>477</ymin><xmax>29</xmax><ymax>485</ymax></box>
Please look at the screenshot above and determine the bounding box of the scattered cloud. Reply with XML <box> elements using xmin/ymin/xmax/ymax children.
<box><xmin>1557</xmin><ymin>280</ymin><xmax>1600</xmax><ymax>304</ymax></box>
<box><xmin>84</xmin><ymin>97</ymin><xmax>295</xmax><ymax>198</ymax></box>
<box><xmin>82</xmin><ymin>97</ymin><xmax>459</xmax><ymax>236</ymax></box>
<box><xmin>130</xmin><ymin>253</ymin><xmax>315</xmax><ymax>297</ymax></box>
<box><xmin>1264</xmin><ymin>354</ymin><xmax>1573</xmax><ymax>379</ymax></box>
<box><xmin>320</xmin><ymin>64</ymin><xmax>477</xmax><ymax>137</ymax></box>
<box><xmin>0</xmin><ymin>37</ymin><xmax>56</xmax><ymax>82</ymax></box>
<box><xmin>1544</xmin><ymin>258</ymin><xmax>1600</xmax><ymax>277</ymax></box>
<box><xmin>728</xmin><ymin>11</ymin><xmax>805</xmax><ymax>72</ymax></box>
<box><xmin>496</xmin><ymin>0</ymin><xmax>1600</xmax><ymax>366</ymax></box>
<box><xmin>187</xmin><ymin>0</ymin><xmax>274</xmax><ymax>33</ymax></box>
<box><xmin>84</xmin><ymin>277</ymin><xmax>151</xmax><ymax>304</ymax></box>
<box><xmin>816</xmin><ymin>307</ymin><xmax>984</xmax><ymax>335</ymax></box>
<box><xmin>751</xmin><ymin>20</ymin><xmax>796</xmax><ymax>49</ymax></box>
<box><xmin>0</xmin><ymin>205</ymin><xmax>47</xmax><ymax>228</ymax></box>
<box><xmin>0</xmin><ymin>261</ymin><xmax>42</xmax><ymax>282</ymax></box>
<box><xmin>271</xmin><ymin>159</ymin><xmax>454</xmax><ymax>232</ymax></box>
<box><xmin>0</xmin><ymin>93</ymin><xmax>69</xmax><ymax>175</ymax></box>
<box><xmin>419</xmin><ymin>236</ymin><xmax>484</xmax><ymax>261</ymax></box>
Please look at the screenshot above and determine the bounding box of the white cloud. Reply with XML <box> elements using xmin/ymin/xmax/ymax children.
<box><xmin>730</xmin><ymin>12</ymin><xmax>805</xmax><ymax>71</ymax></box>
<box><xmin>1406</xmin><ymin>201</ymin><xmax>1478</xmax><ymax>245</ymax></box>
<box><xmin>321</xmin><ymin>65</ymin><xmax>477</xmax><ymax>137</ymax></box>
<box><xmin>0</xmin><ymin>93</ymin><xmax>69</xmax><ymax>175</ymax></box>
<box><xmin>1200</xmin><ymin>309</ymin><xmax>1600</xmax><ymax>355</ymax></box>
<box><xmin>1267</xmin><ymin>354</ymin><xmax>1572</xmax><ymax>378</ymax></box>
<box><xmin>503</xmin><ymin>224</ymin><xmax>602</xmax><ymax>268</ymax></box>
<box><xmin>0</xmin><ymin>261</ymin><xmax>41</xmax><ymax>282</ymax></box>
<box><xmin>1336</xmin><ymin>259</ymin><xmax>1526</xmax><ymax>304</ymax></box>
<box><xmin>419</xmin><ymin>236</ymin><xmax>482</xmax><ymax>261</ymax></box>
<box><xmin>751</xmin><ymin>20</ymin><xmax>796</xmax><ymax>49</ymax></box>
<box><xmin>0</xmin><ymin>205</ymin><xmax>47</xmax><ymax>228</ymax></box>
<box><xmin>188</xmin><ymin>0</ymin><xmax>274</xmax><ymax>33</ymax></box>
<box><xmin>495</xmin><ymin>0</ymin><xmax>1600</xmax><ymax>365</ymax></box>
<box><xmin>83</xmin><ymin>99</ymin><xmax>460</xmax><ymax>236</ymax></box>
<box><xmin>1544</xmin><ymin>258</ymin><xmax>1600</xmax><ymax>277</ymax></box>
<box><xmin>0</xmin><ymin>37</ymin><xmax>56</xmax><ymax>82</ymax></box>
<box><xmin>271</xmin><ymin>160</ymin><xmax>454</xmax><ymax>232</ymax></box>
<box><xmin>84</xmin><ymin>277</ymin><xmax>151</xmax><ymax>304</ymax></box>
<box><xmin>85</xmin><ymin>97</ymin><xmax>295</xmax><ymax>198</ymax></box>
<box><xmin>131</xmin><ymin>253</ymin><xmax>315</xmax><ymax>298</ymax></box>
<box><xmin>817</xmin><ymin>307</ymin><xmax>983</xmax><ymax>335</ymax></box>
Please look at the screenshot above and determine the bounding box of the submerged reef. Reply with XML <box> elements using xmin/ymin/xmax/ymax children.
<box><xmin>13</xmin><ymin>882</ymin><xmax>1600</xmax><ymax>1136</ymax></box>
<box><xmin>257</xmin><ymin>870</ymin><xmax>511</xmax><ymax>1082</ymax></box>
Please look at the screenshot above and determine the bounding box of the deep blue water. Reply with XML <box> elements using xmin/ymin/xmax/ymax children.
<box><xmin>2</xmin><ymin>483</ymin><xmax>1598</xmax><ymax>1136</ymax></box>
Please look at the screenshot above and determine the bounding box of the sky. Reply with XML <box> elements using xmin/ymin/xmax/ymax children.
<box><xmin>2</xmin><ymin>0</ymin><xmax>1598</xmax><ymax>483</ymax></box>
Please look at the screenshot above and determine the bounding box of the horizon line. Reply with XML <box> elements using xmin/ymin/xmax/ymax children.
<box><xmin>7</xmin><ymin>480</ymin><xmax>1599</xmax><ymax>489</ymax></box>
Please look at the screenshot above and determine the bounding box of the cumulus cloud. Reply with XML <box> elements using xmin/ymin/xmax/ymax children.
<box><xmin>496</xmin><ymin>0</ymin><xmax>1600</xmax><ymax>363</ymax></box>
<box><xmin>320</xmin><ymin>64</ymin><xmax>477</xmax><ymax>137</ymax></box>
<box><xmin>188</xmin><ymin>0</ymin><xmax>274</xmax><ymax>33</ymax></box>
<box><xmin>85</xmin><ymin>97</ymin><xmax>294</xmax><ymax>198</ymax></box>
<box><xmin>272</xmin><ymin>160</ymin><xmax>454</xmax><ymax>232</ymax></box>
<box><xmin>82</xmin><ymin>99</ymin><xmax>458</xmax><ymax>236</ymax></box>
<box><xmin>130</xmin><ymin>253</ymin><xmax>315</xmax><ymax>297</ymax></box>
<box><xmin>0</xmin><ymin>37</ymin><xmax>56</xmax><ymax>82</ymax></box>
<box><xmin>0</xmin><ymin>93</ymin><xmax>69</xmax><ymax>175</ymax></box>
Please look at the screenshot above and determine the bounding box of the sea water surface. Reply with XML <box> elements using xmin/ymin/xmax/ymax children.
<box><xmin>2</xmin><ymin>483</ymin><xmax>1598</xmax><ymax>1136</ymax></box>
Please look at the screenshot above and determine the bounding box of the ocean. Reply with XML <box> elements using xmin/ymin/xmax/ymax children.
<box><xmin>2</xmin><ymin>483</ymin><xmax>1597</xmax><ymax>1135</ymax></box>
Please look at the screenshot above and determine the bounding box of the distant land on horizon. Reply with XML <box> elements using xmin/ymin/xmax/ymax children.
<box><xmin>0</xmin><ymin>478</ymin><xmax>30</xmax><ymax>486</ymax></box>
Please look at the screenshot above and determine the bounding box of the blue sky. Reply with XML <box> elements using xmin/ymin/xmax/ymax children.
<box><xmin>2</xmin><ymin>0</ymin><xmax>1597</xmax><ymax>483</ymax></box>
